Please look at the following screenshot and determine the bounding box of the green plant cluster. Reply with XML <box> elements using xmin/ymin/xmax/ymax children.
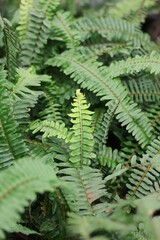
<box><xmin>0</xmin><ymin>0</ymin><xmax>160</xmax><ymax>239</ymax></box>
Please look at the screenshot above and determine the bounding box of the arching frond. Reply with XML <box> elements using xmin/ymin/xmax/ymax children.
<box><xmin>49</xmin><ymin>52</ymin><xmax>153</xmax><ymax>147</ymax></box>
<box><xmin>73</xmin><ymin>16</ymin><xmax>157</xmax><ymax>52</ymax></box>
<box><xmin>0</xmin><ymin>157</ymin><xmax>60</xmax><ymax>239</ymax></box>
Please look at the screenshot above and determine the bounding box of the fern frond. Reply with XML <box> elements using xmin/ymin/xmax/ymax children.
<box><xmin>49</xmin><ymin>52</ymin><xmax>153</xmax><ymax>147</ymax></box>
<box><xmin>105</xmin><ymin>52</ymin><xmax>160</xmax><ymax>79</ymax></box>
<box><xmin>99</xmin><ymin>146</ymin><xmax>123</xmax><ymax>171</ymax></box>
<box><xmin>73</xmin><ymin>16</ymin><xmax>157</xmax><ymax>52</ymax></box>
<box><xmin>60</xmin><ymin>166</ymin><xmax>108</xmax><ymax>215</ymax></box>
<box><xmin>123</xmin><ymin>75</ymin><xmax>160</xmax><ymax>103</ymax></box>
<box><xmin>37</xmin><ymin>0</ymin><xmax>60</xmax><ymax>20</ymax></box>
<box><xmin>51</xmin><ymin>11</ymin><xmax>80</xmax><ymax>49</ymax></box>
<box><xmin>127</xmin><ymin>136</ymin><xmax>160</xmax><ymax>198</ymax></box>
<box><xmin>17</xmin><ymin>0</ymin><xmax>33</xmax><ymax>41</ymax></box>
<box><xmin>0</xmin><ymin>157</ymin><xmax>60</xmax><ymax>239</ymax></box>
<box><xmin>69</xmin><ymin>89</ymin><xmax>95</xmax><ymax>167</ymax></box>
<box><xmin>94</xmin><ymin>101</ymin><xmax>119</xmax><ymax>152</ymax></box>
<box><xmin>30</xmin><ymin>120</ymin><xmax>71</xmax><ymax>142</ymax></box>
<box><xmin>0</xmin><ymin>69</ymin><xmax>27</xmax><ymax>169</ymax></box>
<box><xmin>19</xmin><ymin>0</ymin><xmax>60</xmax><ymax>67</ymax></box>
<box><xmin>107</xmin><ymin>0</ymin><xmax>155</xmax><ymax>25</ymax></box>
<box><xmin>0</xmin><ymin>17</ymin><xmax>19</xmax><ymax>81</ymax></box>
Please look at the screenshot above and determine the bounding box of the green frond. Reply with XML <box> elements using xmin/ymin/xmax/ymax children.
<box><xmin>18</xmin><ymin>0</ymin><xmax>60</xmax><ymax>67</ymax></box>
<box><xmin>67</xmin><ymin>212</ymin><xmax>135</xmax><ymax>240</ymax></box>
<box><xmin>73</xmin><ymin>16</ymin><xmax>157</xmax><ymax>52</ymax></box>
<box><xmin>0</xmin><ymin>69</ymin><xmax>28</xmax><ymax>169</ymax></box>
<box><xmin>107</xmin><ymin>0</ymin><xmax>155</xmax><ymax>25</ymax></box>
<box><xmin>17</xmin><ymin>0</ymin><xmax>33</xmax><ymax>41</ymax></box>
<box><xmin>30</xmin><ymin>120</ymin><xmax>71</xmax><ymax>142</ymax></box>
<box><xmin>51</xmin><ymin>11</ymin><xmax>80</xmax><ymax>49</ymax></box>
<box><xmin>98</xmin><ymin>146</ymin><xmax>123</xmax><ymax>171</ymax></box>
<box><xmin>94</xmin><ymin>101</ymin><xmax>119</xmax><ymax>152</ymax></box>
<box><xmin>105</xmin><ymin>52</ymin><xmax>160</xmax><ymax>79</ymax></box>
<box><xmin>49</xmin><ymin>52</ymin><xmax>153</xmax><ymax>147</ymax></box>
<box><xmin>68</xmin><ymin>89</ymin><xmax>95</xmax><ymax>167</ymax></box>
<box><xmin>0</xmin><ymin>157</ymin><xmax>60</xmax><ymax>239</ymax></box>
<box><xmin>37</xmin><ymin>0</ymin><xmax>60</xmax><ymax>20</ymax></box>
<box><xmin>9</xmin><ymin>68</ymin><xmax>48</xmax><ymax>101</ymax></box>
<box><xmin>60</xmin><ymin>166</ymin><xmax>108</xmax><ymax>215</ymax></box>
<box><xmin>0</xmin><ymin>17</ymin><xmax>19</xmax><ymax>81</ymax></box>
<box><xmin>126</xmin><ymin>136</ymin><xmax>160</xmax><ymax>198</ymax></box>
<box><xmin>123</xmin><ymin>75</ymin><xmax>160</xmax><ymax>103</ymax></box>
<box><xmin>144</xmin><ymin>104</ymin><xmax>160</xmax><ymax>134</ymax></box>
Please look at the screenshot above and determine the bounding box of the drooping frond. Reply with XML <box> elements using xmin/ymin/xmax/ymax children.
<box><xmin>68</xmin><ymin>89</ymin><xmax>95</xmax><ymax>167</ymax></box>
<box><xmin>48</xmin><ymin>52</ymin><xmax>153</xmax><ymax>147</ymax></box>
<box><xmin>72</xmin><ymin>16</ymin><xmax>157</xmax><ymax>52</ymax></box>
<box><xmin>0</xmin><ymin>17</ymin><xmax>19</xmax><ymax>81</ymax></box>
<box><xmin>126</xmin><ymin>136</ymin><xmax>160</xmax><ymax>198</ymax></box>
<box><xmin>51</xmin><ymin>11</ymin><xmax>80</xmax><ymax>49</ymax></box>
<box><xmin>0</xmin><ymin>157</ymin><xmax>60</xmax><ymax>239</ymax></box>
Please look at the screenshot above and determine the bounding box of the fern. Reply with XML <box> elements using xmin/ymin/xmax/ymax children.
<box><xmin>49</xmin><ymin>52</ymin><xmax>153</xmax><ymax>147</ymax></box>
<box><xmin>0</xmin><ymin>157</ymin><xmax>60</xmax><ymax>239</ymax></box>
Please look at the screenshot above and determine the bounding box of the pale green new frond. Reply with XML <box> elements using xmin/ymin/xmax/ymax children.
<box><xmin>69</xmin><ymin>89</ymin><xmax>95</xmax><ymax>167</ymax></box>
<box><xmin>0</xmin><ymin>157</ymin><xmax>60</xmax><ymax>239</ymax></box>
<box><xmin>49</xmin><ymin>52</ymin><xmax>153</xmax><ymax>147</ymax></box>
<box><xmin>51</xmin><ymin>11</ymin><xmax>80</xmax><ymax>49</ymax></box>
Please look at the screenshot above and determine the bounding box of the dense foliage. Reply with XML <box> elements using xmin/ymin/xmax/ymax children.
<box><xmin>0</xmin><ymin>0</ymin><xmax>160</xmax><ymax>239</ymax></box>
